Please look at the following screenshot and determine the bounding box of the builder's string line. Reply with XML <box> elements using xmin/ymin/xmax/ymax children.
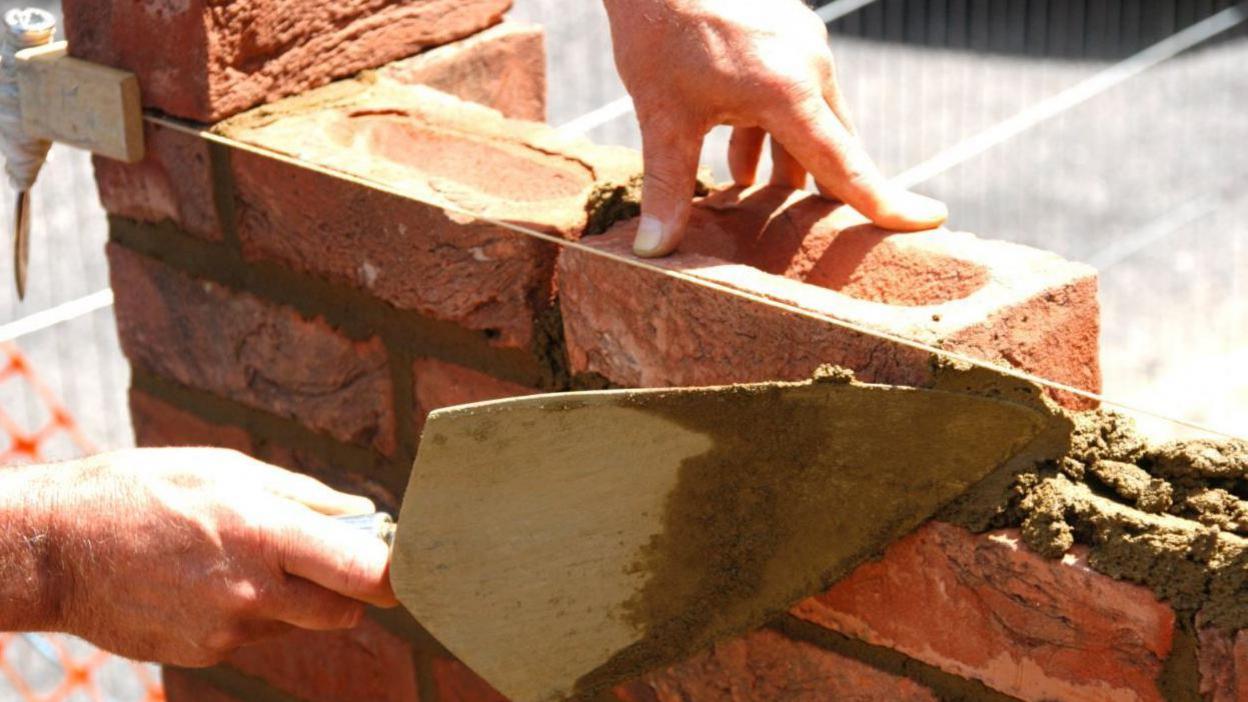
<box><xmin>136</xmin><ymin>110</ymin><xmax>1244</xmax><ymax>443</ymax></box>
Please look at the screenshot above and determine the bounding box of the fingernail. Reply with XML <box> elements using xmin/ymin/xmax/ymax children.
<box><xmin>901</xmin><ymin>191</ymin><xmax>948</xmax><ymax>227</ymax></box>
<box><xmin>633</xmin><ymin>215</ymin><xmax>665</xmax><ymax>257</ymax></box>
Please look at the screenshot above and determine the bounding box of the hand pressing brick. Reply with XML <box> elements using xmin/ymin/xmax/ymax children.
<box><xmin>65</xmin><ymin>0</ymin><xmax>511</xmax><ymax>122</ymax></box>
<box><xmin>792</xmin><ymin>522</ymin><xmax>1175</xmax><ymax>702</ymax></box>
<box><xmin>558</xmin><ymin>185</ymin><xmax>1100</xmax><ymax>409</ymax></box>
<box><xmin>109</xmin><ymin>244</ymin><xmax>396</xmax><ymax>455</ymax></box>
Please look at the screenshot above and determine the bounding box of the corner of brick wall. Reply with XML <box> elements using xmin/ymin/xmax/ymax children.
<box><xmin>78</xmin><ymin>1</ymin><xmax>1227</xmax><ymax>700</ymax></box>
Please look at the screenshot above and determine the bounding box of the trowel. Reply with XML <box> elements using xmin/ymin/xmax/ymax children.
<box><xmin>348</xmin><ymin>373</ymin><xmax>1064</xmax><ymax>702</ymax></box>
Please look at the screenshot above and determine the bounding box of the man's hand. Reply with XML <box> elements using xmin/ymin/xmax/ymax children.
<box><xmin>603</xmin><ymin>0</ymin><xmax>948</xmax><ymax>257</ymax></box>
<box><xmin>0</xmin><ymin>448</ymin><xmax>395</xmax><ymax>666</ymax></box>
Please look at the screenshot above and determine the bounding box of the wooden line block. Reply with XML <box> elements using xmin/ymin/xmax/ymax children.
<box><xmin>16</xmin><ymin>41</ymin><xmax>144</xmax><ymax>162</ymax></box>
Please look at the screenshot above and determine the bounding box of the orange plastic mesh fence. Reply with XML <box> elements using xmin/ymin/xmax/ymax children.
<box><xmin>0</xmin><ymin>342</ymin><xmax>165</xmax><ymax>702</ymax></box>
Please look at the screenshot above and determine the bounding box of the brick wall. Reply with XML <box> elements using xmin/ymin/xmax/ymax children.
<box><xmin>74</xmin><ymin>1</ymin><xmax>1232</xmax><ymax>700</ymax></box>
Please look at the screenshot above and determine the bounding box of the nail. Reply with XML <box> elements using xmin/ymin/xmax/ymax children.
<box><xmin>898</xmin><ymin>191</ymin><xmax>949</xmax><ymax>228</ymax></box>
<box><xmin>633</xmin><ymin>215</ymin><xmax>666</xmax><ymax>257</ymax></box>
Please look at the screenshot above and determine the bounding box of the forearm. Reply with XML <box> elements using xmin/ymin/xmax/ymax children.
<box><xmin>0</xmin><ymin>464</ymin><xmax>66</xmax><ymax>632</ymax></box>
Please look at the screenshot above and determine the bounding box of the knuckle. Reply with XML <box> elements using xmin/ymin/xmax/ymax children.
<box><xmin>228</xmin><ymin>579</ymin><xmax>271</xmax><ymax>617</ymax></box>
<box><xmin>643</xmin><ymin>169</ymin><xmax>684</xmax><ymax>197</ymax></box>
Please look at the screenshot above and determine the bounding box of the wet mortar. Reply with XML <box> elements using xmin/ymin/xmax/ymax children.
<box><xmin>926</xmin><ymin>362</ymin><xmax>1248</xmax><ymax>631</ymax></box>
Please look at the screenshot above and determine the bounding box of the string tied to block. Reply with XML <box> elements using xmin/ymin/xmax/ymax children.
<box><xmin>0</xmin><ymin>7</ymin><xmax>55</xmax><ymax>299</ymax></box>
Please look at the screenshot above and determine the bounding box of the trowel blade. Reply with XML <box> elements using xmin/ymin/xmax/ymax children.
<box><xmin>390</xmin><ymin>377</ymin><xmax>1061</xmax><ymax>702</ymax></box>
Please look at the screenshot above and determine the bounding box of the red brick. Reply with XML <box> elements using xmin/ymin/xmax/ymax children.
<box><xmin>1198</xmin><ymin>625</ymin><xmax>1248</xmax><ymax>702</ymax></box>
<box><xmin>558</xmin><ymin>186</ymin><xmax>1100</xmax><ymax>409</ymax></box>
<box><xmin>90</xmin><ymin>22</ymin><xmax>547</xmax><ymax>242</ymax></box>
<box><xmin>162</xmin><ymin>668</ymin><xmax>241</xmax><ymax>702</ymax></box>
<box><xmin>792</xmin><ymin>521</ymin><xmax>1175</xmax><ymax>702</ymax></box>
<box><xmin>413</xmin><ymin>357</ymin><xmax>537</xmax><ymax>435</ymax></box>
<box><xmin>64</xmin><ymin>0</ymin><xmax>511</xmax><ymax>122</ymax></box>
<box><xmin>380</xmin><ymin>21</ymin><xmax>547</xmax><ymax>122</ymax></box>
<box><xmin>92</xmin><ymin>122</ymin><xmax>222</xmax><ymax>240</ymax></box>
<box><xmin>431</xmin><ymin>657</ymin><xmax>509</xmax><ymax>702</ymax></box>
<box><xmin>616</xmin><ymin>628</ymin><xmax>938</xmax><ymax>702</ymax></box>
<box><xmin>225</xmin><ymin>83</ymin><xmax>637</xmax><ymax>349</ymax></box>
<box><xmin>108</xmin><ymin>244</ymin><xmax>396</xmax><ymax>455</ymax></box>
<box><xmin>226</xmin><ymin>616</ymin><xmax>418</xmax><ymax>702</ymax></box>
<box><xmin>129</xmin><ymin>389</ymin><xmax>253</xmax><ymax>453</ymax></box>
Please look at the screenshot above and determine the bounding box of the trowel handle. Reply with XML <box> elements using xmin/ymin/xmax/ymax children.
<box><xmin>335</xmin><ymin>512</ymin><xmax>397</xmax><ymax>547</ymax></box>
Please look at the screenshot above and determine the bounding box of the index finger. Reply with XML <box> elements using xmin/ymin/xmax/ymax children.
<box><xmin>764</xmin><ymin>96</ymin><xmax>946</xmax><ymax>232</ymax></box>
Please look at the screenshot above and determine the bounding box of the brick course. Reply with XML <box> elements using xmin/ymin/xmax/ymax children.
<box><xmin>559</xmin><ymin>186</ymin><xmax>1100</xmax><ymax>409</ymax></box>
<box><xmin>89</xmin><ymin>22</ymin><xmax>549</xmax><ymax>245</ymax></box>
<box><xmin>65</xmin><ymin>0</ymin><xmax>512</xmax><ymax>122</ymax></box>
<box><xmin>109</xmin><ymin>244</ymin><xmax>397</xmax><ymax>456</ymax></box>
<box><xmin>224</xmin><ymin>82</ymin><xmax>637</xmax><ymax>350</ymax></box>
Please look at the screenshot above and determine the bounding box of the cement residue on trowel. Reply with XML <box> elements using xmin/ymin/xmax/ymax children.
<box><xmin>574</xmin><ymin>364</ymin><xmax>1061</xmax><ymax>697</ymax></box>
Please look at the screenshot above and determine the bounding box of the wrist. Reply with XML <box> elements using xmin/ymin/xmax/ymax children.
<box><xmin>0</xmin><ymin>463</ymin><xmax>72</xmax><ymax>632</ymax></box>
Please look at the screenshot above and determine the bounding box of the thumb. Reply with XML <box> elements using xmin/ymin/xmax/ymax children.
<box><xmin>634</xmin><ymin>116</ymin><xmax>705</xmax><ymax>258</ymax></box>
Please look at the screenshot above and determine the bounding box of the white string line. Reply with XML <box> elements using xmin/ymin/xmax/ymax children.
<box><xmin>135</xmin><ymin>112</ymin><xmax>1245</xmax><ymax>442</ymax></box>
<box><xmin>893</xmin><ymin>4</ymin><xmax>1248</xmax><ymax>189</ymax></box>
<box><xmin>814</xmin><ymin>0</ymin><xmax>881</xmax><ymax>23</ymax></box>
<box><xmin>555</xmin><ymin>0</ymin><xmax>885</xmax><ymax>136</ymax></box>
<box><xmin>557</xmin><ymin>96</ymin><xmax>633</xmax><ymax>137</ymax></box>
<box><xmin>0</xmin><ymin>287</ymin><xmax>113</xmax><ymax>343</ymax></box>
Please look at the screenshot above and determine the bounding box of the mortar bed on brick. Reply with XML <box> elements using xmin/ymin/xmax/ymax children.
<box><xmin>987</xmin><ymin>414</ymin><xmax>1248</xmax><ymax>632</ymax></box>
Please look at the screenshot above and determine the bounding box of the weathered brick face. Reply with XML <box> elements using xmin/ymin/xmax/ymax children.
<box><xmin>792</xmin><ymin>522</ymin><xmax>1176</xmax><ymax>702</ymax></box>
<box><xmin>558</xmin><ymin>186</ymin><xmax>1101</xmax><ymax>409</ymax></box>
<box><xmin>110</xmin><ymin>244</ymin><xmax>398</xmax><ymax>456</ymax></box>
<box><xmin>65</xmin><ymin>0</ymin><xmax>514</xmax><ymax>122</ymax></box>
<box><xmin>76</xmin><ymin>1</ymin><xmax>1227</xmax><ymax>700</ymax></box>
